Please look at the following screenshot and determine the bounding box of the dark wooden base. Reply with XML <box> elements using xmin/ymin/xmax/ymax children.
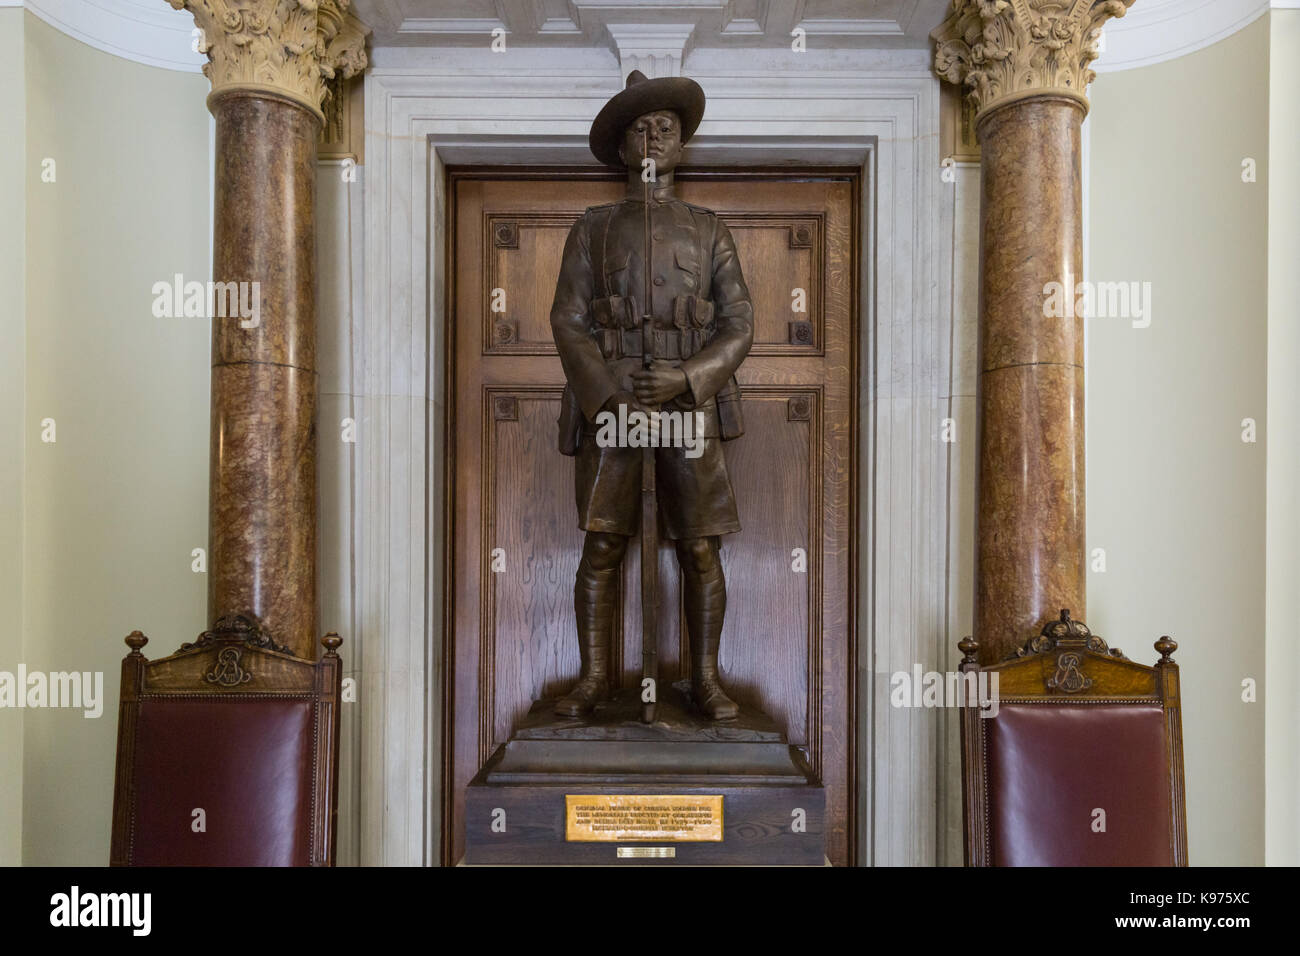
<box><xmin>464</xmin><ymin>687</ymin><xmax>826</xmax><ymax>865</ymax></box>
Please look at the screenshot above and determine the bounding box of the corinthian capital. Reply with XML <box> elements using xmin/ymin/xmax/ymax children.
<box><xmin>932</xmin><ymin>0</ymin><xmax>1134</xmax><ymax>121</ymax></box>
<box><xmin>168</xmin><ymin>0</ymin><xmax>370</xmax><ymax>123</ymax></box>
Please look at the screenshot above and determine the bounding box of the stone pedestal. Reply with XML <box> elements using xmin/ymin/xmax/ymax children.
<box><xmin>465</xmin><ymin>687</ymin><xmax>826</xmax><ymax>865</ymax></box>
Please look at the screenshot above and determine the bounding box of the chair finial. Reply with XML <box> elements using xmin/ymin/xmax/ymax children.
<box><xmin>1154</xmin><ymin>635</ymin><xmax>1177</xmax><ymax>663</ymax></box>
<box><xmin>958</xmin><ymin>636</ymin><xmax>979</xmax><ymax>666</ymax></box>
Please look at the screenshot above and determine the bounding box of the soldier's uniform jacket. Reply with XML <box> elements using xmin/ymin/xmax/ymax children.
<box><xmin>550</xmin><ymin>191</ymin><xmax>754</xmax><ymax>540</ymax></box>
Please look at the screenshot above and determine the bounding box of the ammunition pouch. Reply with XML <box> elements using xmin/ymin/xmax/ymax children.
<box><xmin>590</xmin><ymin>295</ymin><xmax>716</xmax><ymax>361</ymax></box>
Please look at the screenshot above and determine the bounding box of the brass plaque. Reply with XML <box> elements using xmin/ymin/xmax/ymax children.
<box><xmin>565</xmin><ymin>795</ymin><xmax>724</xmax><ymax>842</ymax></box>
<box><xmin>617</xmin><ymin>847</ymin><xmax>676</xmax><ymax>858</ymax></box>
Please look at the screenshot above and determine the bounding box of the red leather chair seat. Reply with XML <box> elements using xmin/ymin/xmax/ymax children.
<box><xmin>985</xmin><ymin>703</ymin><xmax>1172</xmax><ymax>866</ymax></box>
<box><xmin>128</xmin><ymin>698</ymin><xmax>316</xmax><ymax>866</ymax></box>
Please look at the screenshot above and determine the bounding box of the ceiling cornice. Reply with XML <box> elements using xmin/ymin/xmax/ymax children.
<box><xmin>10</xmin><ymin>0</ymin><xmax>1299</xmax><ymax>75</ymax></box>
<box><xmin>1096</xmin><ymin>0</ymin><xmax>1299</xmax><ymax>73</ymax></box>
<box><xmin>16</xmin><ymin>0</ymin><xmax>205</xmax><ymax>72</ymax></box>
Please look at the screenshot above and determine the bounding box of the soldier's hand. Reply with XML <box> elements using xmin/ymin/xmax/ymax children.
<box><xmin>631</xmin><ymin>362</ymin><xmax>688</xmax><ymax>405</ymax></box>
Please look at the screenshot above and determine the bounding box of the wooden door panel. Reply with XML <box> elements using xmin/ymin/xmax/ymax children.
<box><xmin>448</xmin><ymin>172</ymin><xmax>856</xmax><ymax>865</ymax></box>
<box><xmin>484</xmin><ymin>214</ymin><xmax>576</xmax><ymax>354</ymax></box>
<box><xmin>484</xmin><ymin>389</ymin><xmax>583</xmax><ymax>747</ymax></box>
<box><xmin>727</xmin><ymin>216</ymin><xmax>823</xmax><ymax>352</ymax></box>
<box><xmin>718</xmin><ymin>388</ymin><xmax>815</xmax><ymax>748</ymax></box>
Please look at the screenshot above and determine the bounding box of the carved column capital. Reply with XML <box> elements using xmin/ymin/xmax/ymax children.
<box><xmin>168</xmin><ymin>0</ymin><xmax>370</xmax><ymax>124</ymax></box>
<box><xmin>931</xmin><ymin>0</ymin><xmax>1134</xmax><ymax>123</ymax></box>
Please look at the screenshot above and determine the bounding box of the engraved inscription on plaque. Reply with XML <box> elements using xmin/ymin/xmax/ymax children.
<box><xmin>617</xmin><ymin>847</ymin><xmax>676</xmax><ymax>858</ymax></box>
<box><xmin>565</xmin><ymin>795</ymin><xmax>724</xmax><ymax>842</ymax></box>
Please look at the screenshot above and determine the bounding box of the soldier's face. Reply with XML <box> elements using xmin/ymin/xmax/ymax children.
<box><xmin>619</xmin><ymin>110</ymin><xmax>683</xmax><ymax>177</ymax></box>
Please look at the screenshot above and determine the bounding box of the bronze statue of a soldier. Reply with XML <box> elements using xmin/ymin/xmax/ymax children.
<box><xmin>550</xmin><ymin>71</ymin><xmax>753</xmax><ymax>721</ymax></box>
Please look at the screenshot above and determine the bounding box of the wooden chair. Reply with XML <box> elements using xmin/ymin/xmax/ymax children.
<box><xmin>110</xmin><ymin>615</ymin><xmax>343</xmax><ymax>866</ymax></box>
<box><xmin>959</xmin><ymin>610</ymin><xmax>1187</xmax><ymax>866</ymax></box>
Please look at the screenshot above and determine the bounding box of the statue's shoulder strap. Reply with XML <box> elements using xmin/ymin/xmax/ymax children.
<box><xmin>677</xmin><ymin>199</ymin><xmax>714</xmax><ymax>216</ymax></box>
<box><xmin>585</xmin><ymin>202</ymin><xmax>620</xmax><ymax>298</ymax></box>
<box><xmin>675</xmin><ymin>200</ymin><xmax>718</xmax><ymax>296</ymax></box>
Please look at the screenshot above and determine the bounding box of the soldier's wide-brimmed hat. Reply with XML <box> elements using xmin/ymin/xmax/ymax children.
<box><xmin>589</xmin><ymin>70</ymin><xmax>706</xmax><ymax>168</ymax></box>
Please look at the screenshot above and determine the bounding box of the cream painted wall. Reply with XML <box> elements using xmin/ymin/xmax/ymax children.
<box><xmin>0</xmin><ymin>7</ymin><xmax>28</xmax><ymax>867</ymax></box>
<box><xmin>20</xmin><ymin>11</ymin><xmax>210</xmax><ymax>865</ymax></box>
<box><xmin>1088</xmin><ymin>16</ymin><xmax>1271</xmax><ymax>866</ymax></box>
<box><xmin>1265</xmin><ymin>8</ymin><xmax>1300</xmax><ymax>868</ymax></box>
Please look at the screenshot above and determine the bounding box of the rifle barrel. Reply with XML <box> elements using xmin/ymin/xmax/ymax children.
<box><xmin>639</xmin><ymin>128</ymin><xmax>658</xmax><ymax>724</ymax></box>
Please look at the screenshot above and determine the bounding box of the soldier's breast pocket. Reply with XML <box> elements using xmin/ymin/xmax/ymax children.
<box><xmin>673</xmin><ymin>248</ymin><xmax>701</xmax><ymax>293</ymax></box>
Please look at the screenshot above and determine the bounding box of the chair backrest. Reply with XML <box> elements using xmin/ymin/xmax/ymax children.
<box><xmin>110</xmin><ymin>617</ymin><xmax>342</xmax><ymax>866</ymax></box>
<box><xmin>959</xmin><ymin>610</ymin><xmax>1187</xmax><ymax>867</ymax></box>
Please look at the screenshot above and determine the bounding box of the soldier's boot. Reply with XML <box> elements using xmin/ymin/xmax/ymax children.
<box><xmin>554</xmin><ymin>559</ymin><xmax>617</xmax><ymax>717</ymax></box>
<box><xmin>680</xmin><ymin>537</ymin><xmax>740</xmax><ymax>721</ymax></box>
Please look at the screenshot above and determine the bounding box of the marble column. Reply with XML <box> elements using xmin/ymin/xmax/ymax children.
<box><xmin>933</xmin><ymin>0</ymin><xmax>1135</xmax><ymax>663</ymax></box>
<box><xmin>169</xmin><ymin>0</ymin><xmax>368</xmax><ymax>658</ymax></box>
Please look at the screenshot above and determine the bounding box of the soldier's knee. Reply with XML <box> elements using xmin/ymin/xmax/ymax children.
<box><xmin>584</xmin><ymin>532</ymin><xmax>628</xmax><ymax>570</ymax></box>
<box><xmin>675</xmin><ymin>536</ymin><xmax>719</xmax><ymax>575</ymax></box>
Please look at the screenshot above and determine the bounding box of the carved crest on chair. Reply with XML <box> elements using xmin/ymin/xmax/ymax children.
<box><xmin>180</xmin><ymin>613</ymin><xmax>293</xmax><ymax>656</ymax></box>
<box><xmin>1007</xmin><ymin>609</ymin><xmax>1127</xmax><ymax>662</ymax></box>
<box><xmin>1046</xmin><ymin>651</ymin><xmax>1092</xmax><ymax>693</ymax></box>
<box><xmin>204</xmin><ymin>646</ymin><xmax>254</xmax><ymax>687</ymax></box>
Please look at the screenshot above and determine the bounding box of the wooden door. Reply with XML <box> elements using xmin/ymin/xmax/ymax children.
<box><xmin>445</xmin><ymin>169</ymin><xmax>857</xmax><ymax>865</ymax></box>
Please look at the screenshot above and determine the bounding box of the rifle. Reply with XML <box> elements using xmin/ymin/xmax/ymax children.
<box><xmin>639</xmin><ymin>129</ymin><xmax>658</xmax><ymax>724</ymax></box>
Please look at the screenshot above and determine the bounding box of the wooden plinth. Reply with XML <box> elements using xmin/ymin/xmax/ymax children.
<box><xmin>465</xmin><ymin>687</ymin><xmax>825</xmax><ymax>865</ymax></box>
